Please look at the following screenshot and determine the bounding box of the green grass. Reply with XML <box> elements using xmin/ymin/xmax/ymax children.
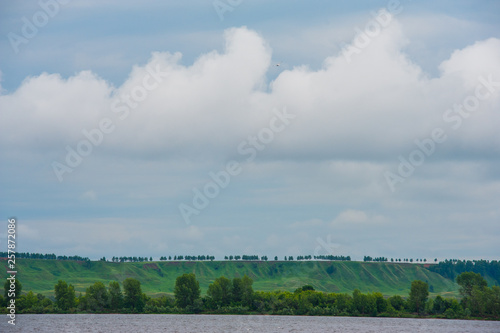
<box><xmin>2</xmin><ymin>259</ymin><xmax>458</xmax><ymax>298</ymax></box>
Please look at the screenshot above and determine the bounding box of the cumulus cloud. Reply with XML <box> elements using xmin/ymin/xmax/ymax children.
<box><xmin>1</xmin><ymin>24</ymin><xmax>499</xmax><ymax>165</ymax></box>
<box><xmin>80</xmin><ymin>190</ymin><xmax>97</xmax><ymax>201</ymax></box>
<box><xmin>333</xmin><ymin>209</ymin><xmax>369</xmax><ymax>224</ymax></box>
<box><xmin>331</xmin><ymin>209</ymin><xmax>386</xmax><ymax>226</ymax></box>
<box><xmin>439</xmin><ymin>38</ymin><xmax>500</xmax><ymax>86</ymax></box>
<box><xmin>0</xmin><ymin>70</ymin><xmax>112</xmax><ymax>150</ymax></box>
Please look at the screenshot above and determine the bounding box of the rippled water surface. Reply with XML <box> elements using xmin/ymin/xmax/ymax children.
<box><xmin>1</xmin><ymin>314</ymin><xmax>499</xmax><ymax>332</ymax></box>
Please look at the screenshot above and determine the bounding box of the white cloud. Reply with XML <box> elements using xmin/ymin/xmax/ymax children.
<box><xmin>439</xmin><ymin>38</ymin><xmax>500</xmax><ymax>88</ymax></box>
<box><xmin>17</xmin><ymin>224</ymin><xmax>40</xmax><ymax>241</ymax></box>
<box><xmin>333</xmin><ymin>209</ymin><xmax>369</xmax><ymax>224</ymax></box>
<box><xmin>80</xmin><ymin>190</ymin><xmax>97</xmax><ymax>201</ymax></box>
<box><xmin>0</xmin><ymin>70</ymin><xmax>112</xmax><ymax>149</ymax></box>
<box><xmin>179</xmin><ymin>225</ymin><xmax>204</xmax><ymax>241</ymax></box>
<box><xmin>331</xmin><ymin>209</ymin><xmax>388</xmax><ymax>227</ymax></box>
<box><xmin>1</xmin><ymin>25</ymin><xmax>499</xmax><ymax>164</ymax></box>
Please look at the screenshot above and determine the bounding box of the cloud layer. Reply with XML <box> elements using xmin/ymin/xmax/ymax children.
<box><xmin>1</xmin><ymin>21</ymin><xmax>499</xmax><ymax>260</ymax></box>
<box><xmin>2</xmin><ymin>25</ymin><xmax>499</xmax><ymax>164</ymax></box>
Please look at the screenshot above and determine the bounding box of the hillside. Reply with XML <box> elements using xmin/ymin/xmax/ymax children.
<box><xmin>2</xmin><ymin>259</ymin><xmax>458</xmax><ymax>298</ymax></box>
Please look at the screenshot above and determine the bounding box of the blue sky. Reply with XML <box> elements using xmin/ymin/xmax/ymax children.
<box><xmin>1</xmin><ymin>0</ymin><xmax>499</xmax><ymax>261</ymax></box>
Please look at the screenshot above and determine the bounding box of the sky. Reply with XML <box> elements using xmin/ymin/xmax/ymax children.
<box><xmin>0</xmin><ymin>0</ymin><xmax>499</xmax><ymax>261</ymax></box>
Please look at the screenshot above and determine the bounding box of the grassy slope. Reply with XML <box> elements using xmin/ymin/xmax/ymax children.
<box><xmin>2</xmin><ymin>259</ymin><xmax>458</xmax><ymax>298</ymax></box>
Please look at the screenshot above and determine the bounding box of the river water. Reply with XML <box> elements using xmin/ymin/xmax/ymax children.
<box><xmin>1</xmin><ymin>314</ymin><xmax>499</xmax><ymax>332</ymax></box>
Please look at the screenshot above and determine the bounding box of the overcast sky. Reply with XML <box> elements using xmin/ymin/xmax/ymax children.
<box><xmin>1</xmin><ymin>0</ymin><xmax>499</xmax><ymax>261</ymax></box>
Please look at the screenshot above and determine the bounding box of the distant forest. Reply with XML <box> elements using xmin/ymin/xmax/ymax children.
<box><xmin>428</xmin><ymin>259</ymin><xmax>500</xmax><ymax>283</ymax></box>
<box><xmin>0</xmin><ymin>252</ymin><xmax>89</xmax><ymax>261</ymax></box>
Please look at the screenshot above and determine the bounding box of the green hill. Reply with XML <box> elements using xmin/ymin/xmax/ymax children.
<box><xmin>2</xmin><ymin>259</ymin><xmax>458</xmax><ymax>298</ymax></box>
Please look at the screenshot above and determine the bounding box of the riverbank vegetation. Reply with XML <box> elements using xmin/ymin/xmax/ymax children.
<box><xmin>1</xmin><ymin>272</ymin><xmax>498</xmax><ymax>320</ymax></box>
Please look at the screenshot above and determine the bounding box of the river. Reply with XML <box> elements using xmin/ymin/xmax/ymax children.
<box><xmin>1</xmin><ymin>314</ymin><xmax>499</xmax><ymax>332</ymax></box>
